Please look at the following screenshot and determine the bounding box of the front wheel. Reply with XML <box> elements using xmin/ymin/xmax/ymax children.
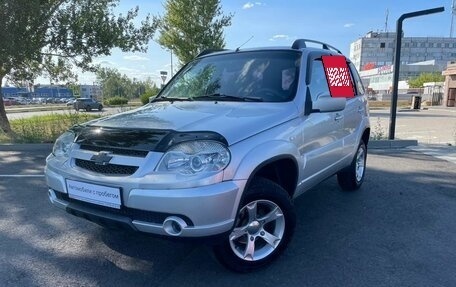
<box><xmin>337</xmin><ymin>140</ymin><xmax>367</xmax><ymax>191</ymax></box>
<box><xmin>213</xmin><ymin>178</ymin><xmax>295</xmax><ymax>272</ymax></box>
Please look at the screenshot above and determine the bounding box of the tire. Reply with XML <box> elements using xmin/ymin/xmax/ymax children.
<box><xmin>213</xmin><ymin>177</ymin><xmax>296</xmax><ymax>273</ymax></box>
<box><xmin>337</xmin><ymin>140</ymin><xmax>367</xmax><ymax>191</ymax></box>
<box><xmin>75</xmin><ymin>106</ymin><xmax>79</xmax><ymax>111</ymax></box>
<box><xmin>86</xmin><ymin>106</ymin><xmax>91</xmax><ymax>112</ymax></box>
<box><xmin>98</xmin><ymin>105</ymin><xmax>103</xmax><ymax>111</ymax></box>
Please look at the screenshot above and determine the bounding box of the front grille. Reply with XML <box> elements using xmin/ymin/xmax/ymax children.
<box><xmin>80</xmin><ymin>145</ymin><xmax>149</xmax><ymax>158</ymax></box>
<box><xmin>75</xmin><ymin>159</ymin><xmax>138</xmax><ymax>176</ymax></box>
<box><xmin>55</xmin><ymin>192</ymin><xmax>193</xmax><ymax>226</ymax></box>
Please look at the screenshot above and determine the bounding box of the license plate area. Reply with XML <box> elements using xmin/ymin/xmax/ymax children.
<box><xmin>66</xmin><ymin>179</ymin><xmax>121</xmax><ymax>209</ymax></box>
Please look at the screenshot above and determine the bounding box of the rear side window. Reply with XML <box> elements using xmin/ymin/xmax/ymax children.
<box><xmin>348</xmin><ymin>63</ymin><xmax>365</xmax><ymax>95</ymax></box>
<box><xmin>321</xmin><ymin>55</ymin><xmax>355</xmax><ymax>98</ymax></box>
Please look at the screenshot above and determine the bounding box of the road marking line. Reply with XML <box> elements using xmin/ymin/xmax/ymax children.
<box><xmin>0</xmin><ymin>175</ymin><xmax>45</xmax><ymax>178</ymax></box>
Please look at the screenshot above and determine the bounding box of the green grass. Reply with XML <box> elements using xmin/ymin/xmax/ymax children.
<box><xmin>0</xmin><ymin>112</ymin><xmax>100</xmax><ymax>144</ymax></box>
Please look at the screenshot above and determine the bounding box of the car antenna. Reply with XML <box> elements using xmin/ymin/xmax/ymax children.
<box><xmin>236</xmin><ymin>36</ymin><xmax>254</xmax><ymax>52</ymax></box>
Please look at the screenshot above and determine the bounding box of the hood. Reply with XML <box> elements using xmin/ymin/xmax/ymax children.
<box><xmin>90</xmin><ymin>101</ymin><xmax>299</xmax><ymax>145</ymax></box>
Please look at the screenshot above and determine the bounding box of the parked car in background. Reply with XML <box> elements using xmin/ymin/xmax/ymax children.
<box><xmin>73</xmin><ymin>98</ymin><xmax>103</xmax><ymax>111</ymax></box>
<box><xmin>6</xmin><ymin>97</ymin><xmax>19</xmax><ymax>105</ymax></box>
<box><xmin>66</xmin><ymin>99</ymin><xmax>76</xmax><ymax>106</ymax></box>
<box><xmin>3</xmin><ymin>98</ymin><xmax>12</xmax><ymax>106</ymax></box>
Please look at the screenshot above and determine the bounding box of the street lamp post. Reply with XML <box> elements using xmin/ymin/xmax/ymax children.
<box><xmin>388</xmin><ymin>7</ymin><xmax>445</xmax><ymax>140</ymax></box>
<box><xmin>170</xmin><ymin>48</ymin><xmax>174</xmax><ymax>78</ymax></box>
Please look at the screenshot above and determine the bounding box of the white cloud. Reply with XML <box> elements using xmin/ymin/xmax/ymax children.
<box><xmin>269</xmin><ymin>34</ymin><xmax>290</xmax><ymax>41</ymax></box>
<box><xmin>94</xmin><ymin>60</ymin><xmax>116</xmax><ymax>66</ymax></box>
<box><xmin>242</xmin><ymin>2</ymin><xmax>264</xmax><ymax>9</ymax></box>
<box><xmin>344</xmin><ymin>23</ymin><xmax>355</xmax><ymax>28</ymax></box>
<box><xmin>123</xmin><ymin>55</ymin><xmax>150</xmax><ymax>61</ymax></box>
<box><xmin>242</xmin><ymin>2</ymin><xmax>254</xmax><ymax>9</ymax></box>
<box><xmin>118</xmin><ymin>67</ymin><xmax>141</xmax><ymax>73</ymax></box>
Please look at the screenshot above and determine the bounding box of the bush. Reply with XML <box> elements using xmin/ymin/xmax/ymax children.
<box><xmin>140</xmin><ymin>91</ymin><xmax>156</xmax><ymax>105</ymax></box>
<box><xmin>104</xmin><ymin>96</ymin><xmax>128</xmax><ymax>106</ymax></box>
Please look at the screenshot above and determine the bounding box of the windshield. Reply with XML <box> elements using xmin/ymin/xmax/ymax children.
<box><xmin>158</xmin><ymin>50</ymin><xmax>301</xmax><ymax>102</ymax></box>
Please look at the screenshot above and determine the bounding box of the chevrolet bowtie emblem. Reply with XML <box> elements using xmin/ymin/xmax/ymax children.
<box><xmin>90</xmin><ymin>151</ymin><xmax>113</xmax><ymax>166</ymax></box>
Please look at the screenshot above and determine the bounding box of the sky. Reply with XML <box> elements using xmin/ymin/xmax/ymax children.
<box><xmin>43</xmin><ymin>0</ymin><xmax>456</xmax><ymax>86</ymax></box>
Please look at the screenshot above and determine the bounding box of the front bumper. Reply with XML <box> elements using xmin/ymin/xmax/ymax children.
<box><xmin>46</xmin><ymin>164</ymin><xmax>246</xmax><ymax>238</ymax></box>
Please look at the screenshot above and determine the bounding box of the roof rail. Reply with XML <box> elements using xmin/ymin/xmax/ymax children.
<box><xmin>291</xmin><ymin>39</ymin><xmax>342</xmax><ymax>54</ymax></box>
<box><xmin>196</xmin><ymin>49</ymin><xmax>229</xmax><ymax>58</ymax></box>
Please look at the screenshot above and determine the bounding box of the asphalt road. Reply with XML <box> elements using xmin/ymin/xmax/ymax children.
<box><xmin>0</xmin><ymin>146</ymin><xmax>456</xmax><ymax>287</ymax></box>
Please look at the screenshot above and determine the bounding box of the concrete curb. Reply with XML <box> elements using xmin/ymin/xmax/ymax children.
<box><xmin>0</xmin><ymin>144</ymin><xmax>53</xmax><ymax>152</ymax></box>
<box><xmin>369</xmin><ymin>140</ymin><xmax>418</xmax><ymax>149</ymax></box>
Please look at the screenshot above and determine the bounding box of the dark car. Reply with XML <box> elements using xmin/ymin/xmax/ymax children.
<box><xmin>74</xmin><ymin>98</ymin><xmax>103</xmax><ymax>111</ymax></box>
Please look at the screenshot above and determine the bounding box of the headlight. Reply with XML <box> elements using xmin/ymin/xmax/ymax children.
<box><xmin>157</xmin><ymin>141</ymin><xmax>230</xmax><ymax>175</ymax></box>
<box><xmin>52</xmin><ymin>131</ymin><xmax>75</xmax><ymax>157</ymax></box>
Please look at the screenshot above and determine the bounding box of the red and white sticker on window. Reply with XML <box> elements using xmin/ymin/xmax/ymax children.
<box><xmin>321</xmin><ymin>55</ymin><xmax>355</xmax><ymax>98</ymax></box>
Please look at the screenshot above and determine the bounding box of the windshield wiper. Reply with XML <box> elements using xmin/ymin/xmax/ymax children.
<box><xmin>193</xmin><ymin>93</ymin><xmax>263</xmax><ymax>102</ymax></box>
<box><xmin>152</xmin><ymin>96</ymin><xmax>193</xmax><ymax>102</ymax></box>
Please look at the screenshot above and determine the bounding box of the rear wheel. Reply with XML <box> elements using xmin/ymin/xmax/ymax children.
<box><xmin>98</xmin><ymin>105</ymin><xmax>103</xmax><ymax>111</ymax></box>
<box><xmin>86</xmin><ymin>106</ymin><xmax>91</xmax><ymax>112</ymax></box>
<box><xmin>213</xmin><ymin>177</ymin><xmax>295</xmax><ymax>272</ymax></box>
<box><xmin>337</xmin><ymin>140</ymin><xmax>367</xmax><ymax>191</ymax></box>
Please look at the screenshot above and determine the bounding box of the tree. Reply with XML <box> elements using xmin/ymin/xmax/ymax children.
<box><xmin>96</xmin><ymin>67</ymin><xmax>129</xmax><ymax>98</ymax></box>
<box><xmin>96</xmin><ymin>68</ymin><xmax>159</xmax><ymax>100</ymax></box>
<box><xmin>408</xmin><ymin>72</ymin><xmax>445</xmax><ymax>88</ymax></box>
<box><xmin>157</xmin><ymin>0</ymin><xmax>233</xmax><ymax>65</ymax></box>
<box><xmin>0</xmin><ymin>0</ymin><xmax>158</xmax><ymax>135</ymax></box>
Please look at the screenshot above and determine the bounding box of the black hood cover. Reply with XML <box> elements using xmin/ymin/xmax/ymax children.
<box><xmin>72</xmin><ymin>125</ymin><xmax>228</xmax><ymax>153</ymax></box>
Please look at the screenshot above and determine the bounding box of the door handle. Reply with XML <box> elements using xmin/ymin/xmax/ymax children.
<box><xmin>334</xmin><ymin>114</ymin><xmax>344</xmax><ymax>121</ymax></box>
<box><xmin>357</xmin><ymin>106</ymin><xmax>364</xmax><ymax>113</ymax></box>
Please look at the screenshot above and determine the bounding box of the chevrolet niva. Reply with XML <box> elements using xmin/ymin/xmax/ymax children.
<box><xmin>46</xmin><ymin>39</ymin><xmax>370</xmax><ymax>272</ymax></box>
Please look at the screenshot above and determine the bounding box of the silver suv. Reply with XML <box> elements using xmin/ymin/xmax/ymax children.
<box><xmin>46</xmin><ymin>39</ymin><xmax>370</xmax><ymax>272</ymax></box>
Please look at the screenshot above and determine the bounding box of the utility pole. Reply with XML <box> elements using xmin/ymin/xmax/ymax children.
<box><xmin>451</xmin><ymin>0</ymin><xmax>456</xmax><ymax>37</ymax></box>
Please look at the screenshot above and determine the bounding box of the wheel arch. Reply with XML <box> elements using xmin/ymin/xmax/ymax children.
<box><xmin>230</xmin><ymin>140</ymin><xmax>301</xmax><ymax>199</ymax></box>
<box><xmin>245</xmin><ymin>155</ymin><xmax>299</xmax><ymax>199</ymax></box>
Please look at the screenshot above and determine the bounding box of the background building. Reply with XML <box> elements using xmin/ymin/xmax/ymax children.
<box><xmin>359</xmin><ymin>60</ymin><xmax>441</xmax><ymax>91</ymax></box>
<box><xmin>2</xmin><ymin>85</ymin><xmax>73</xmax><ymax>99</ymax></box>
<box><xmin>442</xmin><ymin>61</ymin><xmax>456</xmax><ymax>107</ymax></box>
<box><xmin>350</xmin><ymin>31</ymin><xmax>456</xmax><ymax>104</ymax></box>
<box><xmin>79</xmin><ymin>84</ymin><xmax>102</xmax><ymax>100</ymax></box>
<box><xmin>350</xmin><ymin>31</ymin><xmax>456</xmax><ymax>73</ymax></box>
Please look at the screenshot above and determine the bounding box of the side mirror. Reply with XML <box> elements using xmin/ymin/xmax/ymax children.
<box><xmin>312</xmin><ymin>94</ymin><xmax>346</xmax><ymax>113</ymax></box>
